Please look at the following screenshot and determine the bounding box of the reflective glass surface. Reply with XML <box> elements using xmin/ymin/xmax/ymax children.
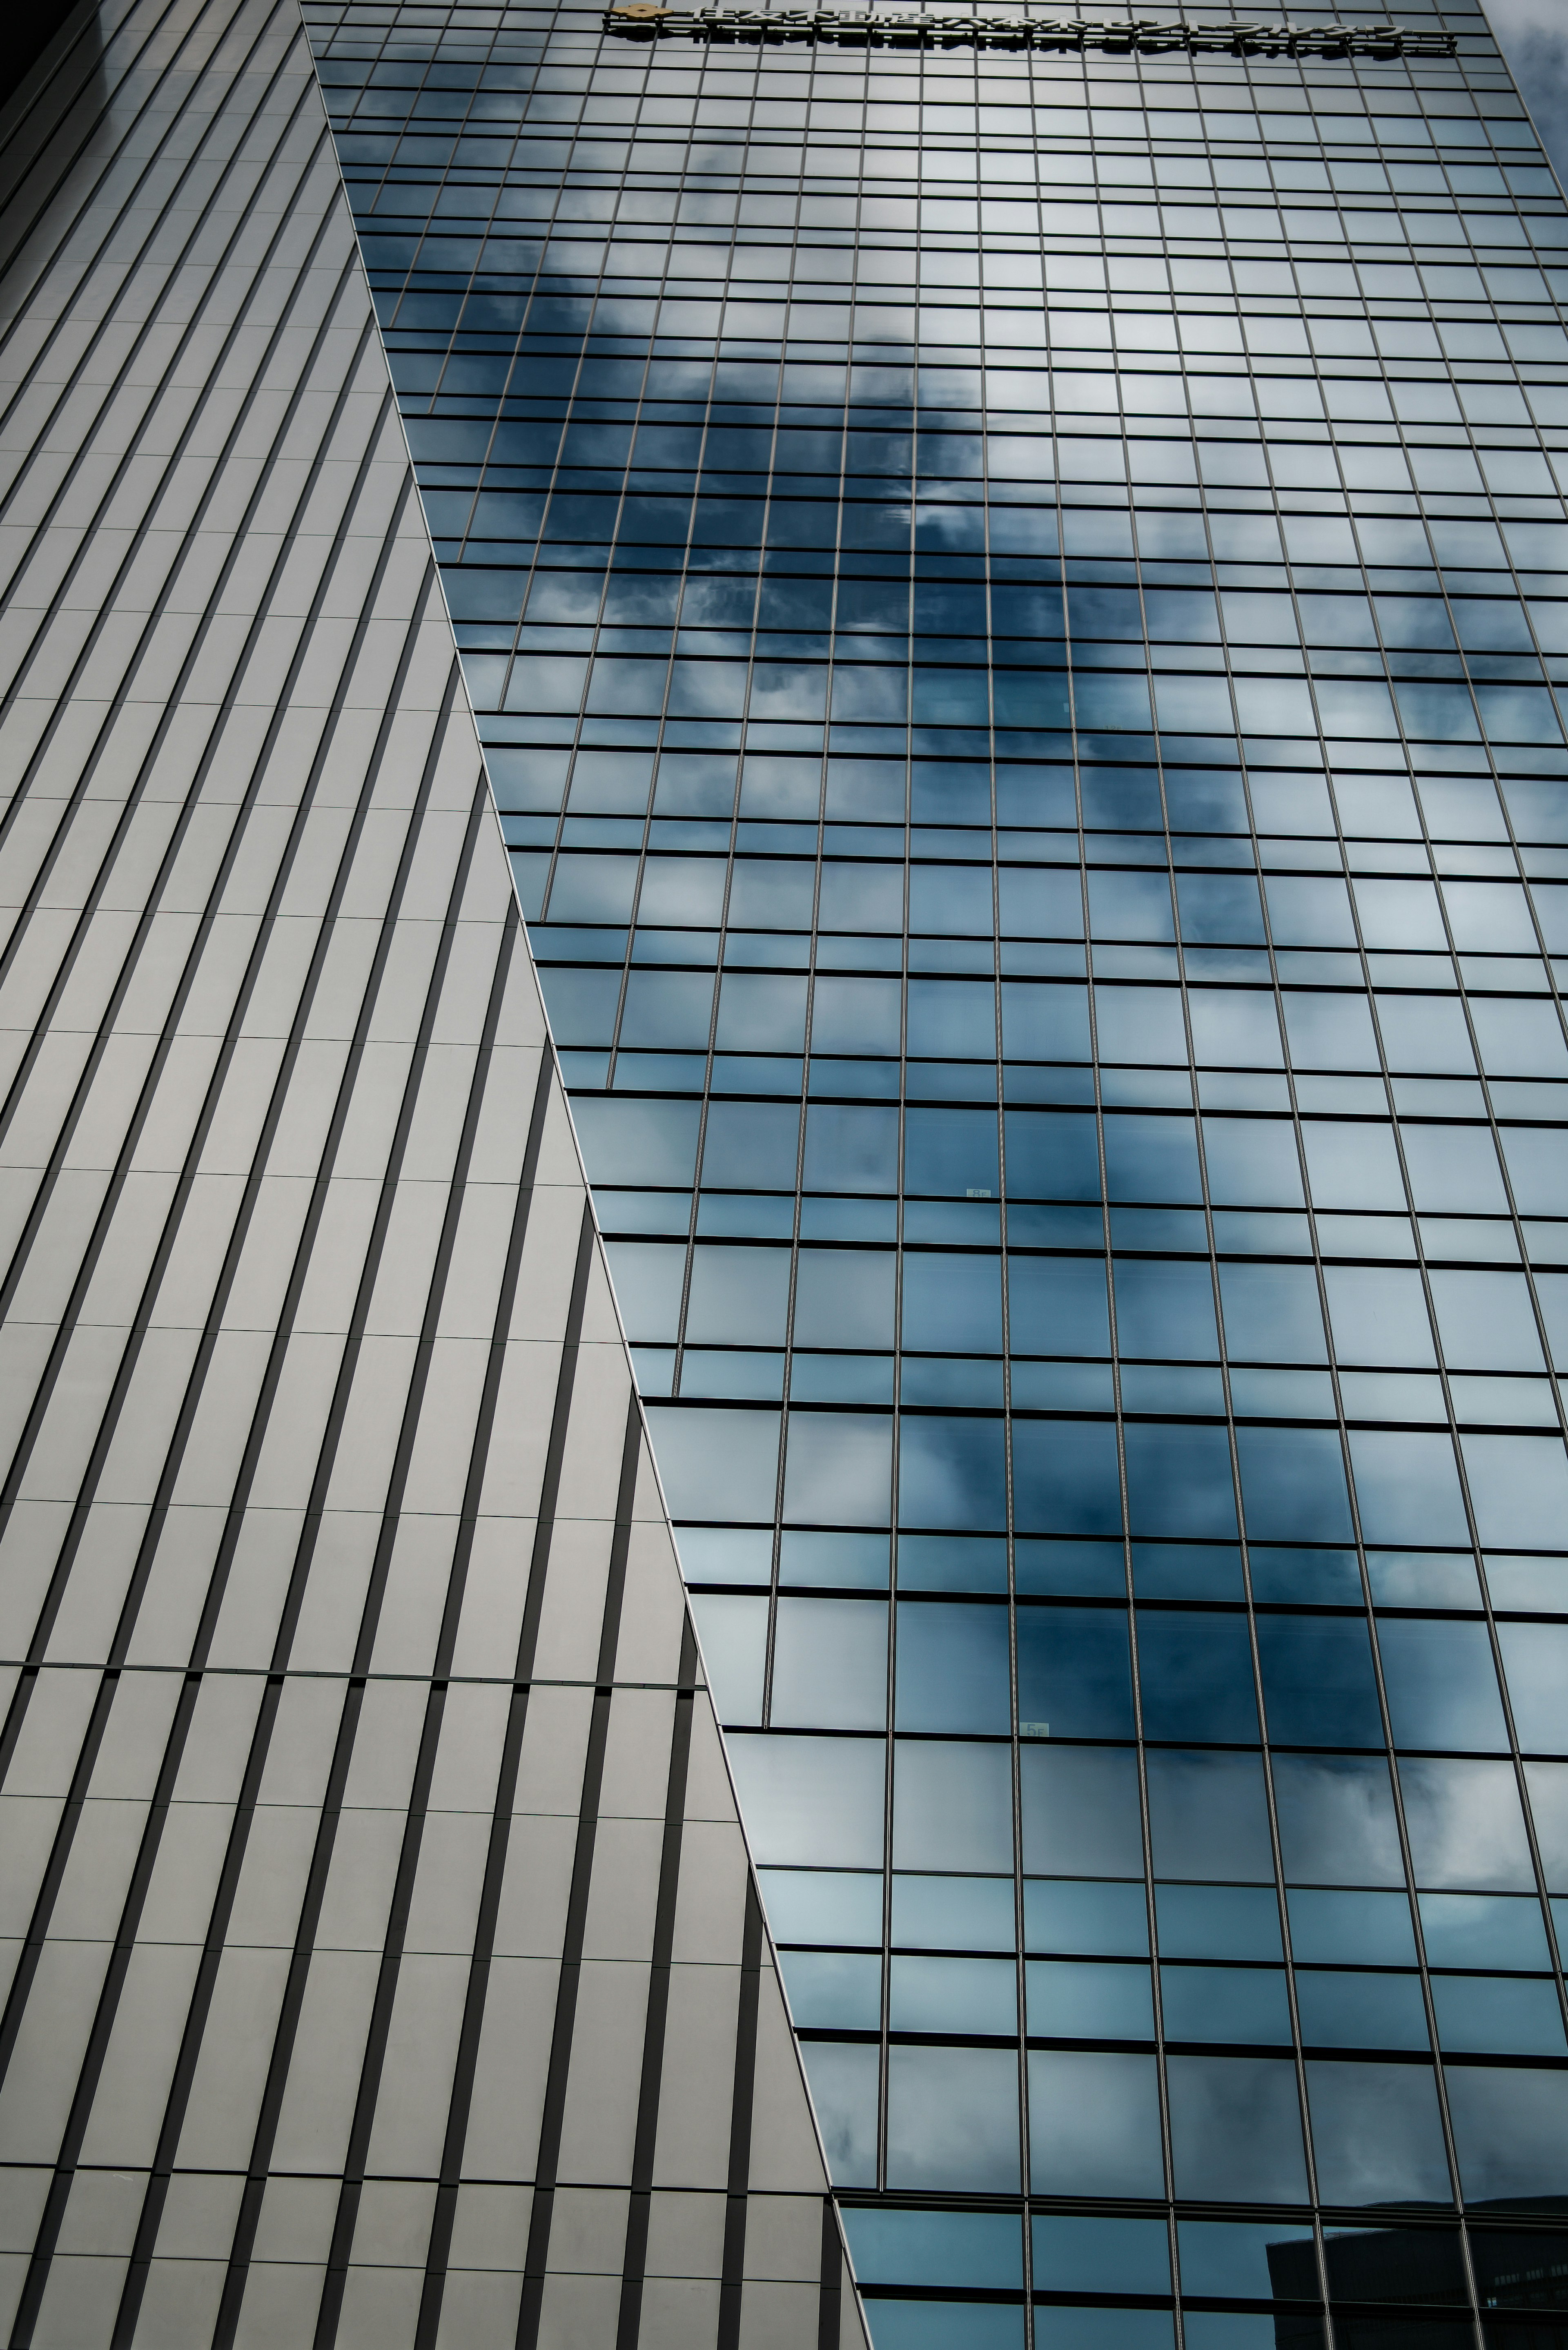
<box><xmin>303</xmin><ymin>0</ymin><xmax>1568</xmax><ymax>2330</ymax></box>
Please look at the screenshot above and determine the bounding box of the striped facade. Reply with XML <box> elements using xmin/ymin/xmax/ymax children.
<box><xmin>0</xmin><ymin>3</ymin><xmax>861</xmax><ymax>2342</ymax></box>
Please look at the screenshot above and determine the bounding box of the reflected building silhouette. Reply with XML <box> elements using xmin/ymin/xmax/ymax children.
<box><xmin>1270</xmin><ymin>2213</ymin><xmax>1568</xmax><ymax>2350</ymax></box>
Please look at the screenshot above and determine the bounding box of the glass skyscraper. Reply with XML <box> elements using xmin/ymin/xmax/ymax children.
<box><xmin>301</xmin><ymin>0</ymin><xmax>1568</xmax><ymax>2330</ymax></box>
<box><xmin>7</xmin><ymin>0</ymin><xmax>1568</xmax><ymax>2333</ymax></box>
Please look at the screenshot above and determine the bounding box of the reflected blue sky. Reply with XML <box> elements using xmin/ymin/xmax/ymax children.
<box><xmin>1484</xmin><ymin>0</ymin><xmax>1568</xmax><ymax>185</ymax></box>
<box><xmin>306</xmin><ymin>0</ymin><xmax>1568</xmax><ymax>2290</ymax></box>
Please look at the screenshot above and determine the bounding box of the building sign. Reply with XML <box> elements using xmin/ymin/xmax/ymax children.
<box><xmin>603</xmin><ymin>5</ymin><xmax>1458</xmax><ymax>53</ymax></box>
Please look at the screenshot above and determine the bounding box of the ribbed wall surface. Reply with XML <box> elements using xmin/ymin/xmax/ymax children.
<box><xmin>0</xmin><ymin>3</ymin><xmax>862</xmax><ymax>2342</ymax></box>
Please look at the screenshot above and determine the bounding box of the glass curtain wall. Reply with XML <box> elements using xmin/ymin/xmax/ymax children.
<box><xmin>302</xmin><ymin>0</ymin><xmax>1568</xmax><ymax>2338</ymax></box>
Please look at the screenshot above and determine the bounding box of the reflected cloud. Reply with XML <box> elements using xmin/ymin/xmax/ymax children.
<box><xmin>1397</xmin><ymin>1757</ymin><xmax>1538</xmax><ymax>1891</ymax></box>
